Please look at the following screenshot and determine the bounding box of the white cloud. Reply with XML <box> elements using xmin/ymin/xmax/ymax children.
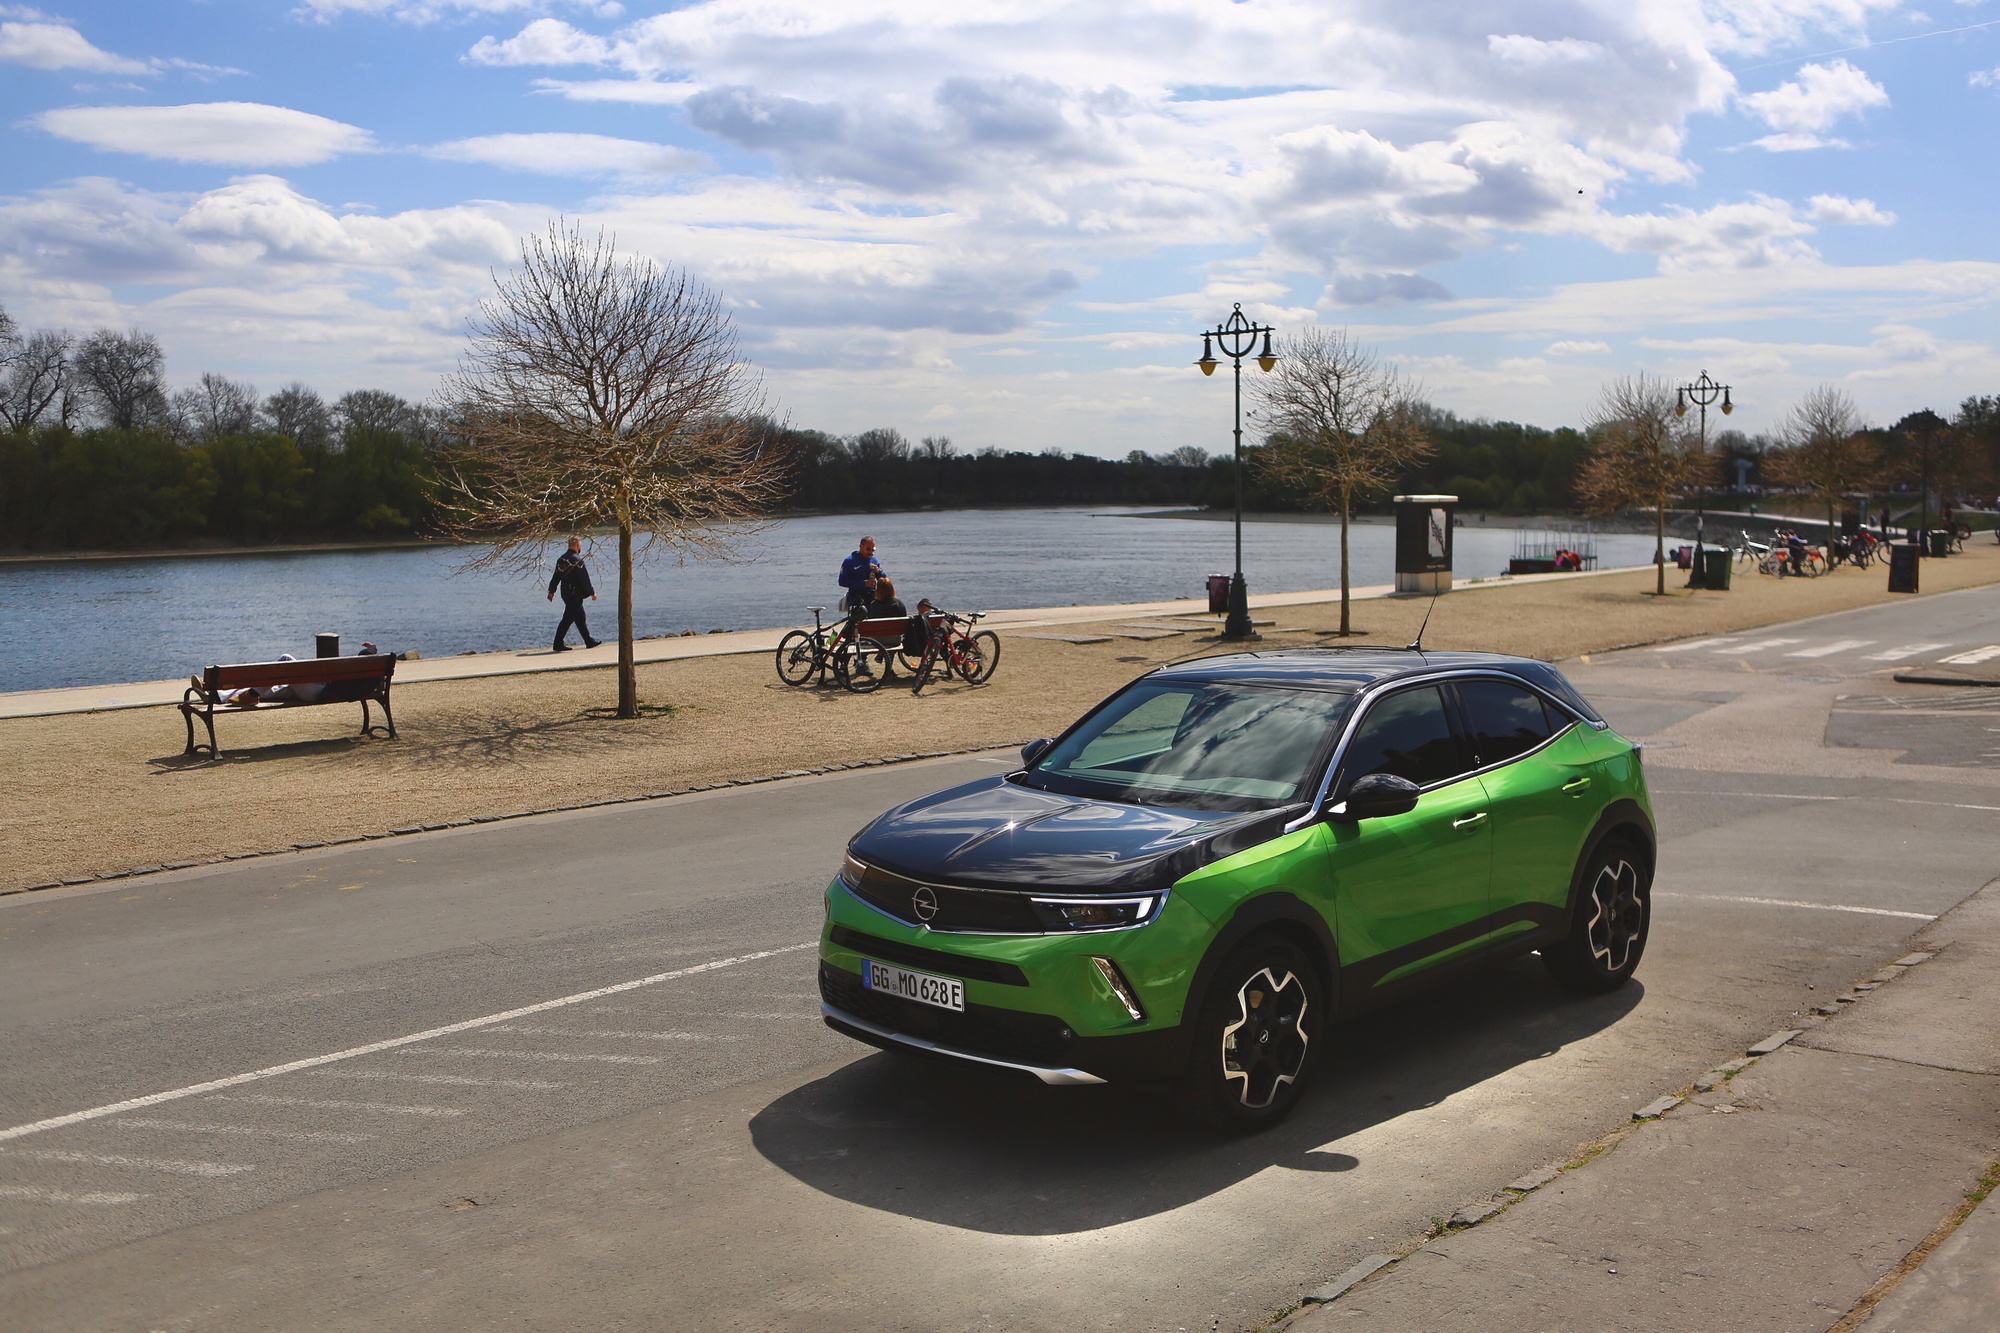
<box><xmin>0</xmin><ymin>16</ymin><xmax>148</xmax><ymax>72</ymax></box>
<box><xmin>467</xmin><ymin>17</ymin><xmax>611</xmax><ymax>66</ymax></box>
<box><xmin>429</xmin><ymin>132</ymin><xmax>707</xmax><ymax>177</ymax></box>
<box><xmin>1739</xmin><ymin>59</ymin><xmax>1889</xmax><ymax>135</ymax></box>
<box><xmin>1807</xmin><ymin>193</ymin><xmax>1895</xmax><ymax>225</ymax></box>
<box><xmin>298</xmin><ymin>0</ymin><xmax>623</xmax><ymax>24</ymax></box>
<box><xmin>1972</xmin><ymin>67</ymin><xmax>1998</xmax><ymax>89</ymax></box>
<box><xmin>1546</xmin><ymin>340</ymin><xmax>1611</xmax><ymax>355</ymax></box>
<box><xmin>1748</xmin><ymin>131</ymin><xmax>1851</xmax><ymax>151</ymax></box>
<box><xmin>33</xmin><ymin>102</ymin><xmax>375</xmax><ymax>166</ymax></box>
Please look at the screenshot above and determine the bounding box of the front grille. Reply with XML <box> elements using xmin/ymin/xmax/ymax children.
<box><xmin>845</xmin><ymin>861</ymin><xmax>1042</xmax><ymax>933</ymax></box>
<box><xmin>820</xmin><ymin>963</ymin><xmax>1073</xmax><ymax>1067</ymax></box>
<box><xmin>829</xmin><ymin>925</ymin><xmax>1028</xmax><ymax>985</ymax></box>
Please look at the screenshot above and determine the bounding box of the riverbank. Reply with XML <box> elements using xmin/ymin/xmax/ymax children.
<box><xmin>4</xmin><ymin>544</ymin><xmax>1996</xmax><ymax>894</ymax></box>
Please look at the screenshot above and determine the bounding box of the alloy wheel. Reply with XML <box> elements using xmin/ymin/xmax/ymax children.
<box><xmin>1219</xmin><ymin>965</ymin><xmax>1310</xmax><ymax>1109</ymax></box>
<box><xmin>1584</xmin><ymin>858</ymin><xmax>1644</xmax><ymax>972</ymax></box>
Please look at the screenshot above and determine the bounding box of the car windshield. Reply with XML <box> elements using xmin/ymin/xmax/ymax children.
<box><xmin>1019</xmin><ymin>681</ymin><xmax>1354</xmax><ymax>811</ymax></box>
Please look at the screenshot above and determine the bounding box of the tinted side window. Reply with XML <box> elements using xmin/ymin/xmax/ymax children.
<box><xmin>1457</xmin><ymin>679</ymin><xmax>1556</xmax><ymax>767</ymax></box>
<box><xmin>1341</xmin><ymin>685</ymin><xmax>1469</xmax><ymax>787</ymax></box>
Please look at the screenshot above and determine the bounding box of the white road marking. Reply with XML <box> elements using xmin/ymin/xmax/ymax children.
<box><xmin>1656</xmin><ymin>638</ymin><xmax>1737</xmax><ymax>653</ymax></box>
<box><xmin>1785</xmin><ymin>639</ymin><xmax>1874</xmax><ymax>658</ymax></box>
<box><xmin>415</xmin><ymin>1048</ymin><xmax>663</xmax><ymax>1065</ymax></box>
<box><xmin>1654</xmin><ymin>891</ymin><xmax>1935</xmax><ymax>921</ymax></box>
<box><xmin>2</xmin><ymin>1148</ymin><xmax>252</xmax><ymax>1177</ymax></box>
<box><xmin>489</xmin><ymin>1025</ymin><xmax>732</xmax><ymax>1042</ymax></box>
<box><xmin>1728</xmin><ymin>638</ymin><xmax>1804</xmax><ymax>654</ymax></box>
<box><xmin>1862</xmin><ymin>642</ymin><xmax>1950</xmax><ymax>662</ymax></box>
<box><xmin>0</xmin><ymin>942</ymin><xmax>814</xmax><ymax>1145</ymax></box>
<box><xmin>0</xmin><ymin>1185</ymin><xmax>145</xmax><ymax>1205</ymax></box>
<box><xmin>206</xmin><ymin>1094</ymin><xmax>465</xmax><ymax>1117</ymax></box>
<box><xmin>1940</xmin><ymin>644</ymin><xmax>2000</xmax><ymax>665</ymax></box>
<box><xmin>108</xmin><ymin>1118</ymin><xmax>372</xmax><ymax>1145</ymax></box>
<box><xmin>319</xmin><ymin>1072</ymin><xmax>565</xmax><ymax>1090</ymax></box>
<box><xmin>1653</xmin><ymin>790</ymin><xmax>2000</xmax><ymax>813</ymax></box>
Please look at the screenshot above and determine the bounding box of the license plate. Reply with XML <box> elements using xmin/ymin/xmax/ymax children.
<box><xmin>861</xmin><ymin>959</ymin><xmax>965</xmax><ymax>1012</ymax></box>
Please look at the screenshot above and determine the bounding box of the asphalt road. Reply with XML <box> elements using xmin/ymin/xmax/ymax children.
<box><xmin>4</xmin><ymin>584</ymin><xmax>1999</xmax><ymax>1330</ymax></box>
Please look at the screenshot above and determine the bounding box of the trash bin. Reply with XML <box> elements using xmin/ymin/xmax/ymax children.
<box><xmin>1702</xmin><ymin>548</ymin><xmax>1731</xmax><ymax>591</ymax></box>
<box><xmin>1206</xmin><ymin>574</ymin><xmax>1230</xmax><ymax>614</ymax></box>
<box><xmin>1887</xmin><ymin>543</ymin><xmax>1920</xmax><ymax>594</ymax></box>
<box><xmin>316</xmin><ymin>632</ymin><xmax>340</xmax><ymax>658</ymax></box>
<box><xmin>1926</xmin><ymin>530</ymin><xmax>1952</xmax><ymax>558</ymax></box>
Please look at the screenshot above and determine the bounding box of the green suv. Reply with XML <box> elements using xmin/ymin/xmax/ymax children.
<box><xmin>818</xmin><ymin>648</ymin><xmax>1653</xmax><ymax>1131</ymax></box>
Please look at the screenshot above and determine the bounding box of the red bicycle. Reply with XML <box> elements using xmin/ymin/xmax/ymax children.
<box><xmin>913</xmin><ymin>610</ymin><xmax>1000</xmax><ymax>694</ymax></box>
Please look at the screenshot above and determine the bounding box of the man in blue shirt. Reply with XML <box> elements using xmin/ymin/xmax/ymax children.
<box><xmin>838</xmin><ymin>536</ymin><xmax>884</xmax><ymax>613</ymax></box>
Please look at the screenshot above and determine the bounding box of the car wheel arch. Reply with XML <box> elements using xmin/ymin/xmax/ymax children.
<box><xmin>1183</xmin><ymin>891</ymin><xmax>1341</xmax><ymax>1031</ymax></box>
<box><xmin>1566</xmin><ymin>799</ymin><xmax>1655</xmax><ymax>915</ymax></box>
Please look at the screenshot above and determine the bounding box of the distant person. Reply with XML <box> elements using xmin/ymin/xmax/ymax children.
<box><xmin>839</xmin><ymin>536</ymin><xmax>885</xmax><ymax>614</ymax></box>
<box><xmin>1785</xmin><ymin>529</ymin><xmax>1809</xmax><ymax>575</ymax></box>
<box><xmin>547</xmin><ymin>537</ymin><xmax>600</xmax><ymax>652</ymax></box>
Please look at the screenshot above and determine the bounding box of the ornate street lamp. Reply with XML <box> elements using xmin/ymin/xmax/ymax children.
<box><xmin>1196</xmin><ymin>304</ymin><xmax>1279</xmax><ymax>639</ymax></box>
<box><xmin>1674</xmin><ymin>371</ymin><xmax>1732</xmax><ymax>588</ymax></box>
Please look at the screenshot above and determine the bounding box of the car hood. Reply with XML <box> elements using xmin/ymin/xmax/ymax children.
<box><xmin>848</xmin><ymin>774</ymin><xmax>1302</xmax><ymax>893</ymax></box>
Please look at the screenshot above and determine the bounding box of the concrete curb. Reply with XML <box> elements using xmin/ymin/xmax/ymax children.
<box><xmin>2</xmin><ymin>740</ymin><xmax>1032</xmax><ymax>899</ymax></box>
<box><xmin>1264</xmin><ymin>946</ymin><xmax>1948</xmax><ymax>1330</ymax></box>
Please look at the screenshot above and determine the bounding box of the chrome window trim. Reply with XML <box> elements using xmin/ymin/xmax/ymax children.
<box><xmin>1283</xmin><ymin>667</ymin><xmax>1606</xmax><ymax>834</ymax></box>
<box><xmin>837</xmin><ymin>855</ymin><xmax>1169</xmax><ymax>937</ymax></box>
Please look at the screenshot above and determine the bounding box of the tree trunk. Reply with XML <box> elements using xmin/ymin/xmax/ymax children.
<box><xmin>1654</xmin><ymin>501</ymin><xmax>1666</xmax><ymax>596</ymax></box>
<box><xmin>1338</xmin><ymin>485</ymin><xmax>1352</xmax><ymax>635</ymax></box>
<box><xmin>617</xmin><ymin>502</ymin><xmax>636</xmax><ymax>719</ymax></box>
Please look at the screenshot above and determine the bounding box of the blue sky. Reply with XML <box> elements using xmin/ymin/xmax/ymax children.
<box><xmin>2</xmin><ymin>0</ymin><xmax>1996</xmax><ymax>454</ymax></box>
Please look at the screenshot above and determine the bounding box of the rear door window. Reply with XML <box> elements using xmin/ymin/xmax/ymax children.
<box><xmin>1456</xmin><ymin>678</ymin><xmax>1558</xmax><ymax>768</ymax></box>
<box><xmin>1340</xmin><ymin>685</ymin><xmax>1471</xmax><ymax>788</ymax></box>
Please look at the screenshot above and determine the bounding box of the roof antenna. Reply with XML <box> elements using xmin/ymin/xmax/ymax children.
<box><xmin>1406</xmin><ymin>588</ymin><xmax>1442</xmax><ymax>653</ymax></box>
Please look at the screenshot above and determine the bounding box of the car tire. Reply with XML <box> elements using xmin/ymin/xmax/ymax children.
<box><xmin>1182</xmin><ymin>935</ymin><xmax>1320</xmax><ymax>1133</ymax></box>
<box><xmin>1542</xmin><ymin>838</ymin><xmax>1650</xmax><ymax>994</ymax></box>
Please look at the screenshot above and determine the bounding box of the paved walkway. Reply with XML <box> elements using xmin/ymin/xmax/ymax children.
<box><xmin>0</xmin><ymin>566</ymin><xmax>1645</xmax><ymax>720</ymax></box>
<box><xmin>1285</xmin><ymin>872</ymin><xmax>2000</xmax><ymax>1333</ymax></box>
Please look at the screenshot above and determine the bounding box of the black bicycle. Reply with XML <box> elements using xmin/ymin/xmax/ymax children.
<box><xmin>774</xmin><ymin>606</ymin><xmax>845</xmax><ymax>686</ymax></box>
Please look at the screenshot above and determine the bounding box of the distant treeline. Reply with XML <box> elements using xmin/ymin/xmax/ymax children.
<box><xmin>5</xmin><ymin>306</ymin><xmax>1995</xmax><ymax>554</ymax></box>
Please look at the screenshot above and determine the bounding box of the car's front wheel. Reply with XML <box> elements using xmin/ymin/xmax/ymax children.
<box><xmin>1183</xmin><ymin>935</ymin><xmax>1320</xmax><ymax>1133</ymax></box>
<box><xmin>1542</xmin><ymin>838</ymin><xmax>1650</xmax><ymax>993</ymax></box>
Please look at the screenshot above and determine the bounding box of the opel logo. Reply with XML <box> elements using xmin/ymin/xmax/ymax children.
<box><xmin>911</xmin><ymin>886</ymin><xmax>939</xmax><ymax>923</ymax></box>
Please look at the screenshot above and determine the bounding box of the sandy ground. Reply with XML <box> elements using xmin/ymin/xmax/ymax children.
<box><xmin>6</xmin><ymin>542</ymin><xmax>1996</xmax><ymax>893</ymax></box>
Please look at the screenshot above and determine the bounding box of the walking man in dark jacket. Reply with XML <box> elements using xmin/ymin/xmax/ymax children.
<box><xmin>548</xmin><ymin>537</ymin><xmax>601</xmax><ymax>651</ymax></box>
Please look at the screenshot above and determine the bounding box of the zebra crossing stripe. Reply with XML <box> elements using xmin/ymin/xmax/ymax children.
<box><xmin>1728</xmin><ymin>638</ymin><xmax>1803</xmax><ymax>653</ymax></box>
<box><xmin>1785</xmin><ymin>639</ymin><xmax>1874</xmax><ymax>658</ymax></box>
<box><xmin>1655</xmin><ymin>638</ymin><xmax>1736</xmax><ymax>653</ymax></box>
<box><xmin>1863</xmin><ymin>643</ymin><xmax>1949</xmax><ymax>662</ymax></box>
<box><xmin>1940</xmin><ymin>645</ymin><xmax>2000</xmax><ymax>665</ymax></box>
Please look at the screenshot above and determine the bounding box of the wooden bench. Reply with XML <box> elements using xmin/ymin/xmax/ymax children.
<box><xmin>180</xmin><ymin>654</ymin><xmax>397</xmax><ymax>757</ymax></box>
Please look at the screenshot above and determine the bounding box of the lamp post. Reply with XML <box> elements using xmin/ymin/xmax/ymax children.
<box><xmin>1674</xmin><ymin>371</ymin><xmax>1732</xmax><ymax>588</ymax></box>
<box><xmin>1196</xmin><ymin>304</ymin><xmax>1278</xmax><ymax>639</ymax></box>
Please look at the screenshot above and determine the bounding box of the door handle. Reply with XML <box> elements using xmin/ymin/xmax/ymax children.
<box><xmin>1452</xmin><ymin>811</ymin><xmax>1488</xmax><ymax>831</ymax></box>
<box><xmin>1562</xmin><ymin>777</ymin><xmax>1593</xmax><ymax>794</ymax></box>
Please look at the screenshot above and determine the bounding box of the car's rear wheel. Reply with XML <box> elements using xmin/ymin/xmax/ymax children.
<box><xmin>1183</xmin><ymin>935</ymin><xmax>1319</xmax><ymax>1133</ymax></box>
<box><xmin>1542</xmin><ymin>838</ymin><xmax>1650</xmax><ymax>993</ymax></box>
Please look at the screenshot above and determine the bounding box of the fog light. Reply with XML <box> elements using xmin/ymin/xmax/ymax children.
<box><xmin>1091</xmin><ymin>956</ymin><xmax>1147</xmax><ymax>1023</ymax></box>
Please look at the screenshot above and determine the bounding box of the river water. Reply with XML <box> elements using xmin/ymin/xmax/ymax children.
<box><xmin>2</xmin><ymin>509</ymin><xmax>1659</xmax><ymax>691</ymax></box>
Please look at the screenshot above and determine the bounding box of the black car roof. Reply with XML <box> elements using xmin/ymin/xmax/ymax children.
<box><xmin>1153</xmin><ymin>647</ymin><xmax>1546</xmax><ymax>689</ymax></box>
<box><xmin>1149</xmin><ymin>647</ymin><xmax>1606</xmax><ymax>722</ymax></box>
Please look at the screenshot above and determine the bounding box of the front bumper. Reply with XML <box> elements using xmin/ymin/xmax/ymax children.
<box><xmin>821</xmin><ymin>1001</ymin><xmax>1106</xmax><ymax>1085</ymax></box>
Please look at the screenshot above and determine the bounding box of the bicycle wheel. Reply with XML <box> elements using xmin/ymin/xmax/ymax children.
<box><xmin>836</xmin><ymin>643</ymin><xmax>888</xmax><ymax>693</ymax></box>
<box><xmin>956</xmin><ymin>630</ymin><xmax>1000</xmax><ymax>684</ymax></box>
<box><xmin>775</xmin><ymin>630</ymin><xmax>822</xmax><ymax>685</ymax></box>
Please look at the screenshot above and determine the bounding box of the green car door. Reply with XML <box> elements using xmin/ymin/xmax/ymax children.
<box><xmin>1454</xmin><ymin>677</ymin><xmax>1600</xmax><ymax>942</ymax></box>
<box><xmin>1324</xmin><ymin>682</ymin><xmax>1494</xmax><ymax>991</ymax></box>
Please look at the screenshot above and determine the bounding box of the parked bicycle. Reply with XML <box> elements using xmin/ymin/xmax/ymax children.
<box><xmin>912</xmin><ymin>609</ymin><xmax>1000</xmax><ymax>695</ymax></box>
<box><xmin>774</xmin><ymin>605</ymin><xmax>845</xmax><ymax>686</ymax></box>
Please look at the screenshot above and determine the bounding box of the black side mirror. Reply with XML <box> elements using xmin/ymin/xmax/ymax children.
<box><xmin>1020</xmin><ymin>738</ymin><xmax>1053</xmax><ymax>766</ymax></box>
<box><xmin>1328</xmin><ymin>772</ymin><xmax>1420</xmax><ymax>822</ymax></box>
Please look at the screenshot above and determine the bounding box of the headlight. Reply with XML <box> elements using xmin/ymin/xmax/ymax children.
<box><xmin>837</xmin><ymin>853</ymin><xmax>866</xmax><ymax>891</ymax></box>
<box><xmin>1028</xmin><ymin>894</ymin><xmax>1163</xmax><ymax>932</ymax></box>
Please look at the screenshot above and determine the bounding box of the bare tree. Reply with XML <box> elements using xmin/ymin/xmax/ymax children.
<box><xmin>1767</xmin><ymin>386</ymin><xmax>1873</xmax><ymax>555</ymax></box>
<box><xmin>917</xmin><ymin>434</ymin><xmax>956</xmax><ymax>461</ymax></box>
<box><xmin>262</xmin><ymin>383</ymin><xmax>336</xmax><ymax>451</ymax></box>
<box><xmin>1162</xmin><ymin>445</ymin><xmax>1210</xmax><ymax>468</ymax></box>
<box><xmin>171</xmin><ymin>372</ymin><xmax>259</xmax><ymax>441</ymax></box>
<box><xmin>433</xmin><ymin>221</ymin><xmax>788</xmax><ymax>718</ymax></box>
<box><xmin>1576</xmin><ymin>374</ymin><xmax>1712</xmax><ymax>595</ymax></box>
<box><xmin>848</xmin><ymin>427</ymin><xmax>910</xmax><ymax>464</ymax></box>
<box><xmin>0</xmin><ymin>326</ymin><xmax>76</xmax><ymax>431</ymax></box>
<box><xmin>1252</xmin><ymin>326</ymin><xmax>1434</xmax><ymax>634</ymax></box>
<box><xmin>73</xmin><ymin>329</ymin><xmax>169</xmax><ymax>431</ymax></box>
<box><xmin>337</xmin><ymin>389</ymin><xmax>417</xmax><ymax>439</ymax></box>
